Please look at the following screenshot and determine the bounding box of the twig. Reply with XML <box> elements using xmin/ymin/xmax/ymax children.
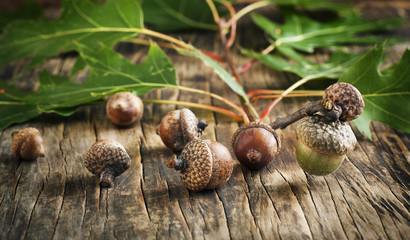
<box><xmin>270</xmin><ymin>100</ymin><xmax>341</xmax><ymax>129</ymax></box>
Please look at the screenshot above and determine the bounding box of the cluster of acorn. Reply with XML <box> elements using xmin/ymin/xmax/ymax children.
<box><xmin>10</xmin><ymin>82</ymin><xmax>364</xmax><ymax>190</ymax></box>
<box><xmin>11</xmin><ymin>92</ymin><xmax>144</xmax><ymax>188</ymax></box>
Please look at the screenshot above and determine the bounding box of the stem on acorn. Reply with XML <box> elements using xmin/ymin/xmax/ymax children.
<box><xmin>270</xmin><ymin>100</ymin><xmax>342</xmax><ymax>129</ymax></box>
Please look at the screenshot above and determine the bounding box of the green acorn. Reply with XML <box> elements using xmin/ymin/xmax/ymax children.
<box><xmin>295</xmin><ymin>116</ymin><xmax>357</xmax><ymax>176</ymax></box>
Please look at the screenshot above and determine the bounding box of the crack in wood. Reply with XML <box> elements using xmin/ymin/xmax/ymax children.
<box><xmin>7</xmin><ymin>195</ymin><xmax>21</xmax><ymax>235</ymax></box>
<box><xmin>240</xmin><ymin>169</ymin><xmax>264</xmax><ymax>239</ymax></box>
<box><xmin>140</xmin><ymin>178</ymin><xmax>151</xmax><ymax>221</ymax></box>
<box><xmin>23</xmin><ymin>181</ymin><xmax>44</xmax><ymax>240</ymax></box>
<box><xmin>324</xmin><ymin>177</ymin><xmax>349</xmax><ymax>239</ymax></box>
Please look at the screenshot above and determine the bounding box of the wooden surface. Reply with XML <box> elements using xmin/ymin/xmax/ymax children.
<box><xmin>1</xmin><ymin>2</ymin><xmax>410</xmax><ymax>240</ymax></box>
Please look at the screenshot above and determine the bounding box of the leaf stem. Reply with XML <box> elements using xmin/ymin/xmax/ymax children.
<box><xmin>205</xmin><ymin>0</ymin><xmax>221</xmax><ymax>23</ymax></box>
<box><xmin>173</xmin><ymin>85</ymin><xmax>249</xmax><ymax>123</ymax></box>
<box><xmin>239</xmin><ymin>44</ymin><xmax>276</xmax><ymax>75</ymax></box>
<box><xmin>222</xmin><ymin>1</ymin><xmax>237</xmax><ymax>48</ymax></box>
<box><xmin>259</xmin><ymin>75</ymin><xmax>318</xmax><ymax>121</ymax></box>
<box><xmin>142</xmin><ymin>99</ymin><xmax>243</xmax><ymax>121</ymax></box>
<box><xmin>123</xmin><ymin>38</ymin><xmax>176</xmax><ymax>49</ymax></box>
<box><xmin>206</xmin><ymin>0</ymin><xmax>259</xmax><ymax>122</ymax></box>
<box><xmin>251</xmin><ymin>92</ymin><xmax>324</xmax><ymax>103</ymax></box>
<box><xmin>228</xmin><ymin>0</ymin><xmax>271</xmax><ymax>26</ymax></box>
<box><xmin>139</xmin><ymin>28</ymin><xmax>193</xmax><ymax>50</ymax></box>
<box><xmin>248</xmin><ymin>89</ymin><xmax>324</xmax><ymax>99</ymax></box>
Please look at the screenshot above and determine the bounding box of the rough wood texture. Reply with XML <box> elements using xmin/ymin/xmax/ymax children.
<box><xmin>1</xmin><ymin>1</ymin><xmax>410</xmax><ymax>239</ymax></box>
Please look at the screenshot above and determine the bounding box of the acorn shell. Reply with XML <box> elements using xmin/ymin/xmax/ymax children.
<box><xmin>179</xmin><ymin>138</ymin><xmax>213</xmax><ymax>191</ymax></box>
<box><xmin>232</xmin><ymin>122</ymin><xmax>280</xmax><ymax>169</ymax></box>
<box><xmin>84</xmin><ymin>139</ymin><xmax>131</xmax><ymax>178</ymax></box>
<box><xmin>321</xmin><ymin>82</ymin><xmax>364</xmax><ymax>122</ymax></box>
<box><xmin>11</xmin><ymin>127</ymin><xmax>45</xmax><ymax>160</ymax></box>
<box><xmin>296</xmin><ymin>116</ymin><xmax>357</xmax><ymax>175</ymax></box>
<box><xmin>106</xmin><ymin>92</ymin><xmax>143</xmax><ymax>126</ymax></box>
<box><xmin>204</xmin><ymin>140</ymin><xmax>234</xmax><ymax>190</ymax></box>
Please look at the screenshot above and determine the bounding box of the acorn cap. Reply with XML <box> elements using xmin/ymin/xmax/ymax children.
<box><xmin>84</xmin><ymin>139</ymin><xmax>131</xmax><ymax>177</ymax></box>
<box><xmin>296</xmin><ymin>116</ymin><xmax>357</xmax><ymax>156</ymax></box>
<box><xmin>178</xmin><ymin>138</ymin><xmax>213</xmax><ymax>191</ymax></box>
<box><xmin>321</xmin><ymin>82</ymin><xmax>364</xmax><ymax>122</ymax></box>
<box><xmin>180</xmin><ymin>108</ymin><xmax>200</xmax><ymax>143</ymax></box>
<box><xmin>156</xmin><ymin>108</ymin><xmax>206</xmax><ymax>152</ymax></box>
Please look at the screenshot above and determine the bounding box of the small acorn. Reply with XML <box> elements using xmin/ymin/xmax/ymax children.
<box><xmin>106</xmin><ymin>92</ymin><xmax>143</xmax><ymax>127</ymax></box>
<box><xmin>232</xmin><ymin>122</ymin><xmax>280</xmax><ymax>169</ymax></box>
<box><xmin>295</xmin><ymin>116</ymin><xmax>357</xmax><ymax>176</ymax></box>
<box><xmin>11</xmin><ymin>127</ymin><xmax>45</xmax><ymax>160</ymax></box>
<box><xmin>167</xmin><ymin>138</ymin><xmax>233</xmax><ymax>191</ymax></box>
<box><xmin>322</xmin><ymin>82</ymin><xmax>364</xmax><ymax>122</ymax></box>
<box><xmin>156</xmin><ymin>108</ymin><xmax>208</xmax><ymax>152</ymax></box>
<box><xmin>84</xmin><ymin>139</ymin><xmax>131</xmax><ymax>188</ymax></box>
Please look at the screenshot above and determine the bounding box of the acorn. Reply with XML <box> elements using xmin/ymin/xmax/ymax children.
<box><xmin>295</xmin><ymin>116</ymin><xmax>357</xmax><ymax>176</ymax></box>
<box><xmin>156</xmin><ymin>108</ymin><xmax>208</xmax><ymax>152</ymax></box>
<box><xmin>167</xmin><ymin>138</ymin><xmax>233</xmax><ymax>191</ymax></box>
<box><xmin>11</xmin><ymin>127</ymin><xmax>45</xmax><ymax>160</ymax></box>
<box><xmin>322</xmin><ymin>82</ymin><xmax>364</xmax><ymax>122</ymax></box>
<box><xmin>84</xmin><ymin>139</ymin><xmax>131</xmax><ymax>188</ymax></box>
<box><xmin>232</xmin><ymin>122</ymin><xmax>280</xmax><ymax>169</ymax></box>
<box><xmin>106</xmin><ymin>92</ymin><xmax>143</xmax><ymax>127</ymax></box>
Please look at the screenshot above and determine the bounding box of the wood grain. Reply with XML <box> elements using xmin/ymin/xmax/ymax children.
<box><xmin>1</xmin><ymin>1</ymin><xmax>410</xmax><ymax>239</ymax></box>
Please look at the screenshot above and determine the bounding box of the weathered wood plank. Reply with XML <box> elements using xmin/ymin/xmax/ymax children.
<box><xmin>0</xmin><ymin>1</ymin><xmax>410</xmax><ymax>239</ymax></box>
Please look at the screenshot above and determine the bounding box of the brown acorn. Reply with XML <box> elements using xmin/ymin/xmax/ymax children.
<box><xmin>232</xmin><ymin>122</ymin><xmax>280</xmax><ymax>169</ymax></box>
<box><xmin>106</xmin><ymin>92</ymin><xmax>143</xmax><ymax>127</ymax></box>
<box><xmin>322</xmin><ymin>82</ymin><xmax>364</xmax><ymax>122</ymax></box>
<box><xmin>84</xmin><ymin>139</ymin><xmax>131</xmax><ymax>188</ymax></box>
<box><xmin>296</xmin><ymin>116</ymin><xmax>357</xmax><ymax>176</ymax></box>
<box><xmin>167</xmin><ymin>138</ymin><xmax>233</xmax><ymax>191</ymax></box>
<box><xmin>156</xmin><ymin>108</ymin><xmax>207</xmax><ymax>152</ymax></box>
<box><xmin>11</xmin><ymin>127</ymin><xmax>45</xmax><ymax>160</ymax></box>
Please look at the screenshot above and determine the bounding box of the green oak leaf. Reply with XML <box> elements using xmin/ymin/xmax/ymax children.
<box><xmin>252</xmin><ymin>10</ymin><xmax>402</xmax><ymax>53</ymax></box>
<box><xmin>243</xmin><ymin>46</ymin><xmax>363</xmax><ymax>80</ymax></box>
<box><xmin>141</xmin><ymin>0</ymin><xmax>217</xmax><ymax>31</ymax></box>
<box><xmin>0</xmin><ymin>0</ymin><xmax>143</xmax><ymax>67</ymax></box>
<box><xmin>339</xmin><ymin>47</ymin><xmax>410</xmax><ymax>139</ymax></box>
<box><xmin>0</xmin><ymin>1</ymin><xmax>43</xmax><ymax>30</ymax></box>
<box><xmin>0</xmin><ymin>44</ymin><xmax>177</xmax><ymax>130</ymax></box>
<box><xmin>178</xmin><ymin>47</ymin><xmax>249</xmax><ymax>102</ymax></box>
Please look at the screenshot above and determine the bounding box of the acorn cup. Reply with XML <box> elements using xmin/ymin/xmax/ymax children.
<box><xmin>84</xmin><ymin>139</ymin><xmax>131</xmax><ymax>188</ymax></box>
<box><xmin>295</xmin><ymin>116</ymin><xmax>357</xmax><ymax>176</ymax></box>
<box><xmin>167</xmin><ymin>138</ymin><xmax>233</xmax><ymax>191</ymax></box>
<box><xmin>322</xmin><ymin>82</ymin><xmax>364</xmax><ymax>122</ymax></box>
